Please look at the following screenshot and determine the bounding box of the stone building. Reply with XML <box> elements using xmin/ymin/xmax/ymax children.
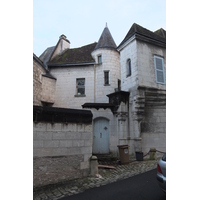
<box><xmin>33</xmin><ymin>53</ymin><xmax>56</xmax><ymax>106</ymax></box>
<box><xmin>35</xmin><ymin>22</ymin><xmax>166</xmax><ymax>157</ymax></box>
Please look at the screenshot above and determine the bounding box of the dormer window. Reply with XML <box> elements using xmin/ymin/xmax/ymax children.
<box><xmin>98</xmin><ymin>55</ymin><xmax>102</xmax><ymax>64</ymax></box>
<box><xmin>126</xmin><ymin>59</ymin><xmax>132</xmax><ymax>77</ymax></box>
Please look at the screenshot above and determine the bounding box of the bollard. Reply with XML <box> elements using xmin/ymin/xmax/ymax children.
<box><xmin>90</xmin><ymin>156</ymin><xmax>98</xmax><ymax>176</ymax></box>
<box><xmin>149</xmin><ymin>148</ymin><xmax>156</xmax><ymax>160</ymax></box>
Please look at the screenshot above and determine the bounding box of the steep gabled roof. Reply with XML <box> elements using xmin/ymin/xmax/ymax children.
<box><xmin>39</xmin><ymin>46</ymin><xmax>55</xmax><ymax>68</ymax></box>
<box><xmin>94</xmin><ymin>26</ymin><xmax>117</xmax><ymax>50</ymax></box>
<box><xmin>154</xmin><ymin>28</ymin><xmax>166</xmax><ymax>38</ymax></box>
<box><xmin>118</xmin><ymin>23</ymin><xmax>166</xmax><ymax>49</ymax></box>
<box><xmin>48</xmin><ymin>42</ymin><xmax>97</xmax><ymax>67</ymax></box>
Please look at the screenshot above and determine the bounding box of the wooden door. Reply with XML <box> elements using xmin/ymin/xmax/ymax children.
<box><xmin>93</xmin><ymin>118</ymin><xmax>109</xmax><ymax>154</ymax></box>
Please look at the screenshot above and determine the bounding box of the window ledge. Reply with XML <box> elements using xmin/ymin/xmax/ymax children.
<box><xmin>104</xmin><ymin>84</ymin><xmax>110</xmax><ymax>86</ymax></box>
<box><xmin>74</xmin><ymin>94</ymin><xmax>86</xmax><ymax>97</ymax></box>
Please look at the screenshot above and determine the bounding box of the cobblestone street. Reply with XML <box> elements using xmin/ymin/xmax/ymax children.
<box><xmin>33</xmin><ymin>158</ymin><xmax>160</xmax><ymax>200</ymax></box>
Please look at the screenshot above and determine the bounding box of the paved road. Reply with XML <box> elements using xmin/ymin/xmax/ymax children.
<box><xmin>59</xmin><ymin>169</ymin><xmax>166</xmax><ymax>200</ymax></box>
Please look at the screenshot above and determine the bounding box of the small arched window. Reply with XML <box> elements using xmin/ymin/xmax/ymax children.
<box><xmin>126</xmin><ymin>59</ymin><xmax>131</xmax><ymax>77</ymax></box>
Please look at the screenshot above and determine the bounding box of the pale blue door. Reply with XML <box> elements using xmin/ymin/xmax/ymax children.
<box><xmin>93</xmin><ymin>118</ymin><xmax>109</xmax><ymax>154</ymax></box>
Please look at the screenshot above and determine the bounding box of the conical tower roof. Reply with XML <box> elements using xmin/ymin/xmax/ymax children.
<box><xmin>94</xmin><ymin>24</ymin><xmax>117</xmax><ymax>50</ymax></box>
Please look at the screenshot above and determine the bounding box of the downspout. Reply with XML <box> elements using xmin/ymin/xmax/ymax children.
<box><xmin>94</xmin><ymin>64</ymin><xmax>96</xmax><ymax>102</ymax></box>
<box><xmin>127</xmin><ymin>96</ymin><xmax>130</xmax><ymax>139</ymax></box>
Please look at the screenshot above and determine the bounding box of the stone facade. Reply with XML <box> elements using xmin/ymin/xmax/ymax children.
<box><xmin>35</xmin><ymin>23</ymin><xmax>166</xmax><ymax>160</ymax></box>
<box><xmin>33</xmin><ymin>54</ymin><xmax>56</xmax><ymax>106</ymax></box>
<box><xmin>33</xmin><ymin>57</ymin><xmax>45</xmax><ymax>106</ymax></box>
<box><xmin>118</xmin><ymin>33</ymin><xmax>166</xmax><ymax>154</ymax></box>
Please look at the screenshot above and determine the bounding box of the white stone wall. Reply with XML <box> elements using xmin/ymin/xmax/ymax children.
<box><xmin>92</xmin><ymin>49</ymin><xmax>121</xmax><ymax>103</ymax></box>
<box><xmin>137</xmin><ymin>41</ymin><xmax>166</xmax><ymax>89</ymax></box>
<box><xmin>120</xmin><ymin>40</ymin><xmax>166</xmax><ymax>92</ymax></box>
<box><xmin>119</xmin><ymin>40</ymin><xmax>138</xmax><ymax>92</ymax></box>
<box><xmin>50</xmin><ymin>65</ymin><xmax>95</xmax><ymax>109</ymax></box>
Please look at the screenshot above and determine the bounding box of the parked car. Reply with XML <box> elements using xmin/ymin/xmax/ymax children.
<box><xmin>156</xmin><ymin>153</ymin><xmax>166</xmax><ymax>192</ymax></box>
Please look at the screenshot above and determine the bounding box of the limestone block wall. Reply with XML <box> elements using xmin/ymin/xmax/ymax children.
<box><xmin>33</xmin><ymin>59</ymin><xmax>46</xmax><ymax>106</ymax></box>
<box><xmin>137</xmin><ymin>41</ymin><xmax>166</xmax><ymax>90</ymax></box>
<box><xmin>50</xmin><ymin>65</ymin><xmax>95</xmax><ymax>109</ymax></box>
<box><xmin>33</xmin><ymin>106</ymin><xmax>93</xmax><ymax>188</ymax></box>
<box><xmin>41</xmin><ymin>76</ymin><xmax>56</xmax><ymax>104</ymax></box>
<box><xmin>141</xmin><ymin>106</ymin><xmax>166</xmax><ymax>154</ymax></box>
<box><xmin>33</xmin><ymin>122</ymin><xmax>93</xmax><ymax>188</ymax></box>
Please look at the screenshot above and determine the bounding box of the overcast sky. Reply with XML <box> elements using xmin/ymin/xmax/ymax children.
<box><xmin>33</xmin><ymin>0</ymin><xmax>166</xmax><ymax>57</ymax></box>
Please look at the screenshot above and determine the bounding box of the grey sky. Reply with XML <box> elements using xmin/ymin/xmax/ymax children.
<box><xmin>33</xmin><ymin>0</ymin><xmax>166</xmax><ymax>56</ymax></box>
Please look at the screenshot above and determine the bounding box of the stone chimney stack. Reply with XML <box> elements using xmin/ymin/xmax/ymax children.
<box><xmin>50</xmin><ymin>34</ymin><xmax>71</xmax><ymax>60</ymax></box>
<box><xmin>59</xmin><ymin>34</ymin><xmax>70</xmax><ymax>53</ymax></box>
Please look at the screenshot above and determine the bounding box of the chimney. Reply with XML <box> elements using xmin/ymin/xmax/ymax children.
<box><xmin>59</xmin><ymin>34</ymin><xmax>70</xmax><ymax>53</ymax></box>
<box><xmin>59</xmin><ymin>34</ymin><xmax>67</xmax><ymax>40</ymax></box>
<box><xmin>50</xmin><ymin>34</ymin><xmax>71</xmax><ymax>60</ymax></box>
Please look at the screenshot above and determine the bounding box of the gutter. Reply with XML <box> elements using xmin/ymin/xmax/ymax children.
<box><xmin>48</xmin><ymin>62</ymin><xmax>96</xmax><ymax>67</ymax></box>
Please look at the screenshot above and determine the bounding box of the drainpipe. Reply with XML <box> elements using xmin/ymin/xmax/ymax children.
<box><xmin>94</xmin><ymin>64</ymin><xmax>96</xmax><ymax>103</ymax></box>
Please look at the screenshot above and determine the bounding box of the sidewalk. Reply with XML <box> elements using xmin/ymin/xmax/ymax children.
<box><xmin>33</xmin><ymin>158</ymin><xmax>160</xmax><ymax>200</ymax></box>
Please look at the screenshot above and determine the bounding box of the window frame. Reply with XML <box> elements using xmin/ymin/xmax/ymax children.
<box><xmin>97</xmin><ymin>54</ymin><xmax>102</xmax><ymax>64</ymax></box>
<box><xmin>75</xmin><ymin>78</ymin><xmax>86</xmax><ymax>97</ymax></box>
<box><xmin>154</xmin><ymin>56</ymin><xmax>165</xmax><ymax>84</ymax></box>
<box><xmin>104</xmin><ymin>70</ymin><xmax>110</xmax><ymax>86</ymax></box>
<box><xmin>126</xmin><ymin>58</ymin><xmax>132</xmax><ymax>77</ymax></box>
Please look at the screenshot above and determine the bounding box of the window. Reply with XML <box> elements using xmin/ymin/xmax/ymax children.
<box><xmin>154</xmin><ymin>56</ymin><xmax>165</xmax><ymax>84</ymax></box>
<box><xmin>76</xmin><ymin>78</ymin><xmax>85</xmax><ymax>96</ymax></box>
<box><xmin>98</xmin><ymin>55</ymin><xmax>102</xmax><ymax>64</ymax></box>
<box><xmin>126</xmin><ymin>59</ymin><xmax>131</xmax><ymax>77</ymax></box>
<box><xmin>104</xmin><ymin>71</ymin><xmax>110</xmax><ymax>85</ymax></box>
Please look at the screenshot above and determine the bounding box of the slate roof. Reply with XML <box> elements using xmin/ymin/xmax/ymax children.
<box><xmin>154</xmin><ymin>28</ymin><xmax>166</xmax><ymax>38</ymax></box>
<box><xmin>48</xmin><ymin>42</ymin><xmax>97</xmax><ymax>66</ymax></box>
<box><xmin>39</xmin><ymin>46</ymin><xmax>55</xmax><ymax>68</ymax></box>
<box><xmin>118</xmin><ymin>23</ymin><xmax>166</xmax><ymax>49</ymax></box>
<box><xmin>94</xmin><ymin>26</ymin><xmax>117</xmax><ymax>50</ymax></box>
<box><xmin>33</xmin><ymin>53</ymin><xmax>56</xmax><ymax>80</ymax></box>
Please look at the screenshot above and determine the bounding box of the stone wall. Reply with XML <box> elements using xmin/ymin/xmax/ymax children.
<box><xmin>33</xmin><ymin>106</ymin><xmax>93</xmax><ymax>188</ymax></box>
<box><xmin>33</xmin><ymin>56</ymin><xmax>56</xmax><ymax>106</ymax></box>
<box><xmin>41</xmin><ymin>75</ymin><xmax>56</xmax><ymax>104</ymax></box>
<box><xmin>33</xmin><ymin>58</ymin><xmax>45</xmax><ymax>106</ymax></box>
<box><xmin>141</xmin><ymin>106</ymin><xmax>166</xmax><ymax>154</ymax></box>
